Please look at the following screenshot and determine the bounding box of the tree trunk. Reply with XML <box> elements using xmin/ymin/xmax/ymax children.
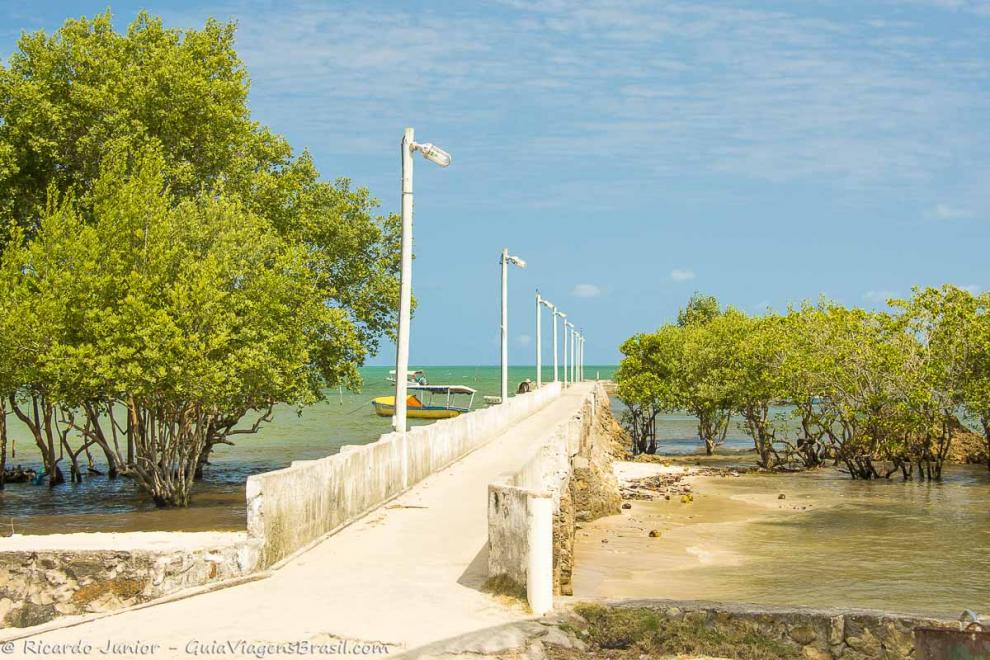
<box><xmin>982</xmin><ymin>415</ymin><xmax>990</xmax><ymax>473</ymax></box>
<box><xmin>10</xmin><ymin>394</ymin><xmax>64</xmax><ymax>487</ymax></box>
<box><xmin>0</xmin><ymin>403</ymin><xmax>7</xmax><ymax>491</ymax></box>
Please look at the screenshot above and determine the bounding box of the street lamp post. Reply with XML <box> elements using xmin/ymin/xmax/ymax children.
<box><xmin>580</xmin><ymin>333</ymin><xmax>585</xmax><ymax>382</ymax></box>
<box><xmin>562</xmin><ymin>318</ymin><xmax>572</xmax><ymax>388</ymax></box>
<box><xmin>536</xmin><ymin>292</ymin><xmax>555</xmax><ymax>389</ymax></box>
<box><xmin>579</xmin><ymin>332</ymin><xmax>585</xmax><ymax>382</ymax></box>
<box><xmin>500</xmin><ymin>248</ymin><xmax>526</xmax><ymax>403</ymax></box>
<box><xmin>535</xmin><ymin>292</ymin><xmax>542</xmax><ymax>389</ymax></box>
<box><xmin>394</xmin><ymin>128</ymin><xmax>451</xmax><ymax>435</ymax></box>
<box><xmin>570</xmin><ymin>327</ymin><xmax>577</xmax><ymax>385</ymax></box>
<box><xmin>575</xmin><ymin>332</ymin><xmax>581</xmax><ymax>382</ymax></box>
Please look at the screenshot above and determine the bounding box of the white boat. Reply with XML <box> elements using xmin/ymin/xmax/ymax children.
<box><xmin>387</xmin><ymin>369</ymin><xmax>428</xmax><ymax>385</ymax></box>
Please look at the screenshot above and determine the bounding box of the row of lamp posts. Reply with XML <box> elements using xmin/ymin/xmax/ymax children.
<box><xmin>534</xmin><ymin>292</ymin><xmax>584</xmax><ymax>389</ymax></box>
<box><xmin>393</xmin><ymin>127</ymin><xmax>586</xmax><ymax>434</ymax></box>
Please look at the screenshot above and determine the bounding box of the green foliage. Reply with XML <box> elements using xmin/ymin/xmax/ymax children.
<box><xmin>0</xmin><ymin>151</ymin><xmax>355</xmax><ymax>504</ymax></box>
<box><xmin>676</xmin><ymin>292</ymin><xmax>721</xmax><ymax>327</ymax></box>
<box><xmin>617</xmin><ymin>296</ymin><xmax>739</xmax><ymax>456</ymax></box>
<box><xmin>0</xmin><ymin>11</ymin><xmax>251</xmax><ymax>238</ymax></box>
<box><xmin>617</xmin><ymin>287</ymin><xmax>990</xmax><ymax>478</ymax></box>
<box><xmin>0</xmin><ymin>9</ymin><xmax>399</xmax><ymax>357</ymax></box>
<box><xmin>0</xmin><ymin>11</ymin><xmax>402</xmax><ymax>504</ymax></box>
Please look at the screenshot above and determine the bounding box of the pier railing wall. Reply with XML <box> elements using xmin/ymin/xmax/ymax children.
<box><xmin>487</xmin><ymin>383</ymin><xmax>606</xmax><ymax>615</ymax></box>
<box><xmin>246</xmin><ymin>382</ymin><xmax>563</xmax><ymax>568</ymax></box>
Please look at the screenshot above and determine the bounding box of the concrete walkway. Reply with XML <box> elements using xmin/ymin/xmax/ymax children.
<box><xmin>16</xmin><ymin>384</ymin><xmax>593</xmax><ymax>658</ymax></box>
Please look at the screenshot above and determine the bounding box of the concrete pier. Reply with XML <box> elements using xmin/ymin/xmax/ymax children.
<box><xmin>6</xmin><ymin>383</ymin><xmax>607</xmax><ymax>657</ymax></box>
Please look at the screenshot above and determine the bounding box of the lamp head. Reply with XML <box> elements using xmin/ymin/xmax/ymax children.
<box><xmin>411</xmin><ymin>142</ymin><xmax>452</xmax><ymax>167</ymax></box>
<box><xmin>501</xmin><ymin>251</ymin><xmax>526</xmax><ymax>268</ymax></box>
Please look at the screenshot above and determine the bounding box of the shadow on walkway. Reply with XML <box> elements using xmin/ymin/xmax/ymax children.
<box><xmin>456</xmin><ymin>542</ymin><xmax>489</xmax><ymax>591</ymax></box>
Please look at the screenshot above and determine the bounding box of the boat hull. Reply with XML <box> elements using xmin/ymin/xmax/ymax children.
<box><xmin>371</xmin><ymin>396</ymin><xmax>464</xmax><ymax>419</ymax></box>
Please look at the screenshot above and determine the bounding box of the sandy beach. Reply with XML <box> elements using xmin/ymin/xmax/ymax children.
<box><xmin>571</xmin><ymin>458</ymin><xmax>990</xmax><ymax>617</ymax></box>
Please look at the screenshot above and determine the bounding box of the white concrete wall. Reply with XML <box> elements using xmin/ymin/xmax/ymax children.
<box><xmin>246</xmin><ymin>382</ymin><xmax>563</xmax><ymax>568</ymax></box>
<box><xmin>486</xmin><ymin>384</ymin><xmax>603</xmax><ymax>614</ymax></box>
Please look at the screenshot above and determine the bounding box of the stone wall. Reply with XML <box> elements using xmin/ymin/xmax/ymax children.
<box><xmin>398</xmin><ymin>599</ymin><xmax>961</xmax><ymax>659</ymax></box>
<box><xmin>487</xmin><ymin>383</ymin><xmax>621</xmax><ymax>611</ymax></box>
<box><xmin>606</xmin><ymin>599</ymin><xmax>957</xmax><ymax>659</ymax></box>
<box><xmin>0</xmin><ymin>534</ymin><xmax>250</xmax><ymax>629</ymax></box>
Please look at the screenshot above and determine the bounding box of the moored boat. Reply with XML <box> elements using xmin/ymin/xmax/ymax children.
<box><xmin>372</xmin><ymin>385</ymin><xmax>477</xmax><ymax>419</ymax></box>
<box><xmin>386</xmin><ymin>369</ymin><xmax>428</xmax><ymax>385</ymax></box>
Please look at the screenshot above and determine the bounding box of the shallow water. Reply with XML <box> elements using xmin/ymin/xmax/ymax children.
<box><xmin>573</xmin><ymin>462</ymin><xmax>990</xmax><ymax>617</ymax></box>
<box><xmin>0</xmin><ymin>365</ymin><xmax>614</xmax><ymax>533</ymax></box>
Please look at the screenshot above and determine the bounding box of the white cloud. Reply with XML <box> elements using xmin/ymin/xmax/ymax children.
<box><xmin>162</xmin><ymin>0</ymin><xmax>990</xmax><ymax>202</ymax></box>
<box><xmin>863</xmin><ymin>289</ymin><xmax>900</xmax><ymax>304</ymax></box>
<box><xmin>931</xmin><ymin>204</ymin><xmax>973</xmax><ymax>220</ymax></box>
<box><xmin>571</xmin><ymin>283</ymin><xmax>602</xmax><ymax>298</ymax></box>
<box><xmin>670</xmin><ymin>269</ymin><xmax>696</xmax><ymax>282</ymax></box>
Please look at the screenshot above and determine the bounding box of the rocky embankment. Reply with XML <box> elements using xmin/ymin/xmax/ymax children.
<box><xmin>618</xmin><ymin>464</ymin><xmax>746</xmax><ymax>502</ymax></box>
<box><xmin>399</xmin><ymin>599</ymin><xmax>961</xmax><ymax>659</ymax></box>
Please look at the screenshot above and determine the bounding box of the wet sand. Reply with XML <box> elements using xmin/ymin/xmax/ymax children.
<box><xmin>573</xmin><ymin>458</ymin><xmax>990</xmax><ymax>617</ymax></box>
<box><xmin>575</xmin><ymin>461</ymin><xmax>798</xmax><ymax>595</ymax></box>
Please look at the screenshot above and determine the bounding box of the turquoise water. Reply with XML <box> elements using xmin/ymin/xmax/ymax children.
<box><xmin>0</xmin><ymin>365</ymin><xmax>615</xmax><ymax>533</ymax></box>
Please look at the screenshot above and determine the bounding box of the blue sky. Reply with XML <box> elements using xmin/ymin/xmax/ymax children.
<box><xmin>2</xmin><ymin>1</ymin><xmax>988</xmax><ymax>366</ymax></box>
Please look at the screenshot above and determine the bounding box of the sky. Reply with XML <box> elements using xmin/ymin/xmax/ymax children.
<box><xmin>1</xmin><ymin>1</ymin><xmax>988</xmax><ymax>366</ymax></box>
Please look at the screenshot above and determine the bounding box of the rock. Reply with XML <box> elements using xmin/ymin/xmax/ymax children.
<box><xmin>601</xmin><ymin>538</ymin><xmax>608</xmax><ymax>544</ymax></box>
<box><xmin>801</xmin><ymin>647</ymin><xmax>830</xmax><ymax>660</ymax></box>
<box><xmin>828</xmin><ymin>615</ymin><xmax>844</xmax><ymax>645</ymax></box>
<box><xmin>680</xmin><ymin>495</ymin><xmax>691</xmax><ymax>504</ymax></box>
<box><xmin>789</xmin><ymin>625</ymin><xmax>817</xmax><ymax>645</ymax></box>
<box><xmin>845</xmin><ymin>631</ymin><xmax>881</xmax><ymax>657</ymax></box>
<box><xmin>778</xmin><ymin>493</ymin><xmax>787</xmax><ymax>499</ymax></box>
<box><xmin>542</xmin><ymin>625</ymin><xmax>586</xmax><ymax>651</ymax></box>
<box><xmin>621</xmin><ymin>502</ymin><xmax>632</xmax><ymax>509</ymax></box>
<box><xmin>45</xmin><ymin>569</ymin><xmax>68</xmax><ymax>586</ymax></box>
<box><xmin>648</xmin><ymin>529</ymin><xmax>662</xmax><ymax>538</ymax></box>
<box><xmin>15</xmin><ymin>601</ymin><xmax>55</xmax><ymax>628</ymax></box>
<box><xmin>523</xmin><ymin>640</ymin><xmax>547</xmax><ymax>660</ymax></box>
<box><xmin>54</xmin><ymin>602</ymin><xmax>77</xmax><ymax>615</ymax></box>
<box><xmin>85</xmin><ymin>591</ymin><xmax>125</xmax><ymax>614</ymax></box>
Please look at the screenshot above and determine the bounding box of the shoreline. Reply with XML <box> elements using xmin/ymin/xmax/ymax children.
<box><xmin>571</xmin><ymin>457</ymin><xmax>989</xmax><ymax>618</ymax></box>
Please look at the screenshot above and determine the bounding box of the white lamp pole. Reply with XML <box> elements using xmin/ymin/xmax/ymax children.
<box><xmin>576</xmin><ymin>332</ymin><xmax>582</xmax><ymax>382</ymax></box>
<box><xmin>575</xmin><ymin>332</ymin><xmax>580</xmax><ymax>383</ymax></box>
<box><xmin>580</xmin><ymin>333</ymin><xmax>585</xmax><ymax>382</ymax></box>
<box><xmin>500</xmin><ymin>248</ymin><xmax>526</xmax><ymax>402</ymax></box>
<box><xmin>538</xmin><ymin>296</ymin><xmax>555</xmax><ymax>388</ymax></box>
<box><xmin>570</xmin><ymin>327</ymin><xmax>577</xmax><ymax>385</ymax></box>
<box><xmin>535</xmin><ymin>291</ymin><xmax>542</xmax><ymax>388</ymax></box>
<box><xmin>579</xmin><ymin>332</ymin><xmax>584</xmax><ymax>382</ymax></box>
<box><xmin>394</xmin><ymin>128</ymin><xmax>451</xmax><ymax>434</ymax></box>
<box><xmin>551</xmin><ymin>306</ymin><xmax>561</xmax><ymax>382</ymax></box>
<box><xmin>562</xmin><ymin>318</ymin><xmax>571</xmax><ymax>388</ymax></box>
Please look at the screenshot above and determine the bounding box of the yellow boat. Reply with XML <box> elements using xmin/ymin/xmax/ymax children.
<box><xmin>372</xmin><ymin>385</ymin><xmax>477</xmax><ymax>419</ymax></box>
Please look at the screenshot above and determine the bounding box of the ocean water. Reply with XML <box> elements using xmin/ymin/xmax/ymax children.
<box><xmin>0</xmin><ymin>365</ymin><xmax>615</xmax><ymax>533</ymax></box>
